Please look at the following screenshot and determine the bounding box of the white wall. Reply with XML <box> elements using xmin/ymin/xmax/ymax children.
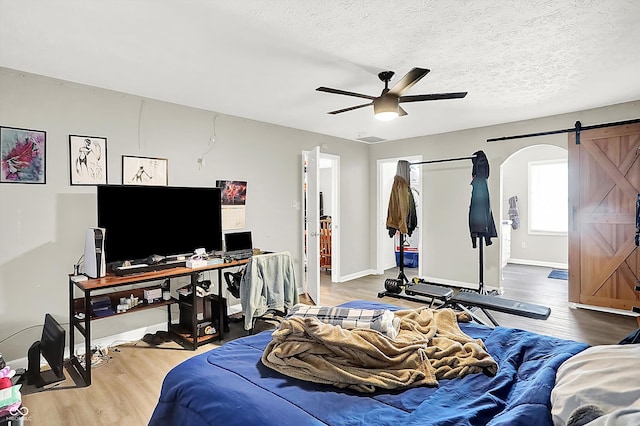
<box><xmin>2</xmin><ymin>66</ymin><xmax>638</xmax><ymax>363</ymax></box>
<box><xmin>369</xmin><ymin>100</ymin><xmax>640</xmax><ymax>290</ymax></box>
<box><xmin>0</xmin><ymin>68</ymin><xmax>370</xmax><ymax>362</ymax></box>
<box><xmin>501</xmin><ymin>145</ymin><xmax>568</xmax><ymax>266</ymax></box>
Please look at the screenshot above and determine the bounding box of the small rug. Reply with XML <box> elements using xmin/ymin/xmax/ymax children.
<box><xmin>548</xmin><ymin>269</ymin><xmax>568</xmax><ymax>280</ymax></box>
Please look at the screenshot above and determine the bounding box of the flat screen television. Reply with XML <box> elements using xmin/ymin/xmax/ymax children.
<box><xmin>27</xmin><ymin>313</ymin><xmax>66</xmax><ymax>387</ymax></box>
<box><xmin>97</xmin><ymin>185</ymin><xmax>222</xmax><ymax>265</ymax></box>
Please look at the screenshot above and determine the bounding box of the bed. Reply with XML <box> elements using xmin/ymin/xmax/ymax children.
<box><xmin>149</xmin><ymin>300</ymin><xmax>637</xmax><ymax>426</ymax></box>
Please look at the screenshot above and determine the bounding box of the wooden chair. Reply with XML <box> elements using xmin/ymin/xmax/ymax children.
<box><xmin>320</xmin><ymin>218</ymin><xmax>332</xmax><ymax>270</ymax></box>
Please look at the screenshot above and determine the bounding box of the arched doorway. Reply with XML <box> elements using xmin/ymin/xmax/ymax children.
<box><xmin>499</xmin><ymin>144</ymin><xmax>568</xmax><ymax>288</ymax></box>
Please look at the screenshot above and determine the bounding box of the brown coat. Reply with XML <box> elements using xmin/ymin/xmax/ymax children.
<box><xmin>386</xmin><ymin>175</ymin><xmax>410</xmax><ymax>235</ymax></box>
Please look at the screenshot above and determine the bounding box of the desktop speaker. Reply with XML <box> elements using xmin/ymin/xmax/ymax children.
<box><xmin>84</xmin><ymin>227</ymin><xmax>106</xmax><ymax>278</ymax></box>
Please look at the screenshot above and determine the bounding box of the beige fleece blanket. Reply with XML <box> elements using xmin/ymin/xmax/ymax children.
<box><xmin>261</xmin><ymin>307</ymin><xmax>498</xmax><ymax>393</ymax></box>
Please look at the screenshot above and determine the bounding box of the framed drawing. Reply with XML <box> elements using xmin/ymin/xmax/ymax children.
<box><xmin>122</xmin><ymin>155</ymin><xmax>168</xmax><ymax>186</ymax></box>
<box><xmin>0</xmin><ymin>126</ymin><xmax>46</xmax><ymax>184</ymax></box>
<box><xmin>69</xmin><ymin>135</ymin><xmax>107</xmax><ymax>185</ymax></box>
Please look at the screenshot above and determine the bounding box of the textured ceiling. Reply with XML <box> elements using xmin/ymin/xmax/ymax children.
<box><xmin>1</xmin><ymin>0</ymin><xmax>640</xmax><ymax>142</ymax></box>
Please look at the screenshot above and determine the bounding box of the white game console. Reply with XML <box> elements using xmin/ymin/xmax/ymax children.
<box><xmin>84</xmin><ymin>227</ymin><xmax>106</xmax><ymax>278</ymax></box>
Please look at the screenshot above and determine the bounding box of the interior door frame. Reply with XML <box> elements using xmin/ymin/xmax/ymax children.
<box><xmin>301</xmin><ymin>147</ymin><xmax>320</xmax><ymax>304</ymax></box>
<box><xmin>321</xmin><ymin>153</ymin><xmax>341</xmax><ymax>283</ymax></box>
<box><xmin>376</xmin><ymin>155</ymin><xmax>423</xmax><ymax>276</ymax></box>
<box><xmin>301</xmin><ymin>148</ymin><xmax>341</xmax><ymax>303</ymax></box>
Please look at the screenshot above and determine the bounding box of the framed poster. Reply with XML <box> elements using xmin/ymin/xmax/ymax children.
<box><xmin>69</xmin><ymin>135</ymin><xmax>107</xmax><ymax>185</ymax></box>
<box><xmin>0</xmin><ymin>126</ymin><xmax>46</xmax><ymax>184</ymax></box>
<box><xmin>216</xmin><ymin>179</ymin><xmax>247</xmax><ymax>229</ymax></box>
<box><xmin>122</xmin><ymin>155</ymin><xmax>168</xmax><ymax>186</ymax></box>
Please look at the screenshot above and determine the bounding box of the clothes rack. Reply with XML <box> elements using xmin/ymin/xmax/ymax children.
<box><xmin>382</xmin><ymin>154</ymin><xmax>552</xmax><ymax>324</ymax></box>
<box><xmin>485</xmin><ymin>118</ymin><xmax>640</xmax><ymax>144</ymax></box>
<box><xmin>410</xmin><ymin>155</ymin><xmax>476</xmax><ymax>165</ymax></box>
<box><xmin>393</xmin><ymin>154</ymin><xmax>489</xmax><ymax>294</ymax></box>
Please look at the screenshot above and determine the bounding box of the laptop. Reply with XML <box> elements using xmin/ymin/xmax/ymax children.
<box><xmin>224</xmin><ymin>231</ymin><xmax>253</xmax><ymax>260</ymax></box>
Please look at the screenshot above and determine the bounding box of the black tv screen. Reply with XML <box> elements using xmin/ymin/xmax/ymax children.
<box><xmin>41</xmin><ymin>313</ymin><xmax>66</xmax><ymax>379</ymax></box>
<box><xmin>97</xmin><ymin>185</ymin><xmax>222</xmax><ymax>264</ymax></box>
<box><xmin>28</xmin><ymin>313</ymin><xmax>66</xmax><ymax>386</ymax></box>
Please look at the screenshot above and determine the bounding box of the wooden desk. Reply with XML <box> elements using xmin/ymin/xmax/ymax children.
<box><xmin>68</xmin><ymin>259</ymin><xmax>248</xmax><ymax>386</ymax></box>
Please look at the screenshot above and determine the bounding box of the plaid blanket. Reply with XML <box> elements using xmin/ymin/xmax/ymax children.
<box><xmin>287</xmin><ymin>304</ymin><xmax>400</xmax><ymax>338</ymax></box>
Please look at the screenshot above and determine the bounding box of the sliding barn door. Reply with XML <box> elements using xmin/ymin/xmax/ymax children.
<box><xmin>569</xmin><ymin>123</ymin><xmax>640</xmax><ymax>310</ymax></box>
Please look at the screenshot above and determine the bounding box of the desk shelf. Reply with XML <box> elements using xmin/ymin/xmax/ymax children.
<box><xmin>68</xmin><ymin>259</ymin><xmax>248</xmax><ymax>386</ymax></box>
<box><xmin>169</xmin><ymin>323</ymin><xmax>219</xmax><ymax>348</ymax></box>
<box><xmin>72</xmin><ymin>287</ymin><xmax>173</xmax><ymax>320</ymax></box>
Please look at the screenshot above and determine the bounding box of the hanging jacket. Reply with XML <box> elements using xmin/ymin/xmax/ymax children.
<box><xmin>407</xmin><ymin>187</ymin><xmax>417</xmax><ymax>236</ymax></box>
<box><xmin>239</xmin><ymin>251</ymin><xmax>299</xmax><ymax>331</ymax></box>
<box><xmin>469</xmin><ymin>151</ymin><xmax>497</xmax><ymax>248</ymax></box>
<box><xmin>386</xmin><ymin>160</ymin><xmax>417</xmax><ymax>237</ymax></box>
<box><xmin>386</xmin><ymin>175</ymin><xmax>410</xmax><ymax>236</ymax></box>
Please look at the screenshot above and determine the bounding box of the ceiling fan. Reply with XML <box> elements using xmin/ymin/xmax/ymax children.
<box><xmin>316</xmin><ymin>67</ymin><xmax>467</xmax><ymax>121</ymax></box>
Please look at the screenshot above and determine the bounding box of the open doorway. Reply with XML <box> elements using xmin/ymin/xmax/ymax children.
<box><xmin>319</xmin><ymin>153</ymin><xmax>340</xmax><ymax>283</ymax></box>
<box><xmin>301</xmin><ymin>149</ymin><xmax>340</xmax><ymax>305</ymax></box>
<box><xmin>499</xmin><ymin>144</ymin><xmax>568</xmax><ymax>288</ymax></box>
<box><xmin>376</xmin><ymin>156</ymin><xmax>422</xmax><ymax>277</ymax></box>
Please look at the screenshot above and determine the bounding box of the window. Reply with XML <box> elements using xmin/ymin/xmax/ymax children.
<box><xmin>528</xmin><ymin>160</ymin><xmax>568</xmax><ymax>234</ymax></box>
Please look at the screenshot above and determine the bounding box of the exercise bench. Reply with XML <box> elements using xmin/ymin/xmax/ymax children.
<box><xmin>378</xmin><ymin>281</ymin><xmax>453</xmax><ymax>308</ymax></box>
<box><xmin>444</xmin><ymin>291</ymin><xmax>551</xmax><ymax>327</ymax></box>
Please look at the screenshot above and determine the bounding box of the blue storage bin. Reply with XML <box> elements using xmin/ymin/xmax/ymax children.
<box><xmin>395</xmin><ymin>252</ymin><xmax>419</xmax><ymax>268</ymax></box>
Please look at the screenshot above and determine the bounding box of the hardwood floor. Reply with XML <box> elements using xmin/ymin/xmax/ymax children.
<box><xmin>20</xmin><ymin>264</ymin><xmax>638</xmax><ymax>425</ymax></box>
<box><xmin>321</xmin><ymin>264</ymin><xmax>638</xmax><ymax>345</ymax></box>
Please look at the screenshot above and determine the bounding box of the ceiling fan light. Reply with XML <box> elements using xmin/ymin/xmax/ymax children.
<box><xmin>374</xmin><ymin>96</ymin><xmax>399</xmax><ymax>121</ymax></box>
<box><xmin>375</xmin><ymin>111</ymin><xmax>399</xmax><ymax>121</ymax></box>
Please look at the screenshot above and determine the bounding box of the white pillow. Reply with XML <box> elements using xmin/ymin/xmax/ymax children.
<box><xmin>551</xmin><ymin>344</ymin><xmax>640</xmax><ymax>425</ymax></box>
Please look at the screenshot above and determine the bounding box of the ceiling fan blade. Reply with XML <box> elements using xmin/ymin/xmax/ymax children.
<box><xmin>388</xmin><ymin>68</ymin><xmax>430</xmax><ymax>96</ymax></box>
<box><xmin>399</xmin><ymin>92</ymin><xmax>468</xmax><ymax>103</ymax></box>
<box><xmin>327</xmin><ymin>102</ymin><xmax>372</xmax><ymax>115</ymax></box>
<box><xmin>316</xmin><ymin>87</ymin><xmax>376</xmax><ymax>100</ymax></box>
<box><xmin>398</xmin><ymin>106</ymin><xmax>408</xmax><ymax>116</ymax></box>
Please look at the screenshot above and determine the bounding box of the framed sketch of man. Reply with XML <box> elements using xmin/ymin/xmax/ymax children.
<box><xmin>69</xmin><ymin>135</ymin><xmax>107</xmax><ymax>185</ymax></box>
<box><xmin>122</xmin><ymin>155</ymin><xmax>168</xmax><ymax>186</ymax></box>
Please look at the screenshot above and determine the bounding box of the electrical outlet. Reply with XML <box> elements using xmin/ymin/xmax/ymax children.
<box><xmin>521</xmin><ymin>241</ymin><xmax>526</xmax><ymax>249</ymax></box>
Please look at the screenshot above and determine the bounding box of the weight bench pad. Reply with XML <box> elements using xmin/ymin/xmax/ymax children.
<box><xmin>405</xmin><ymin>283</ymin><xmax>453</xmax><ymax>300</ymax></box>
<box><xmin>450</xmin><ymin>291</ymin><xmax>550</xmax><ymax>320</ymax></box>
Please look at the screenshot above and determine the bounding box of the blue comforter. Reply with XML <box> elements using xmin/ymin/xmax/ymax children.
<box><xmin>149</xmin><ymin>301</ymin><xmax>587</xmax><ymax>425</ymax></box>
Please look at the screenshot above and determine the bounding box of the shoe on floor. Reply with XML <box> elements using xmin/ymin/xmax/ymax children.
<box><xmin>156</xmin><ymin>330</ymin><xmax>173</xmax><ymax>342</ymax></box>
<box><xmin>142</xmin><ymin>333</ymin><xmax>155</xmax><ymax>344</ymax></box>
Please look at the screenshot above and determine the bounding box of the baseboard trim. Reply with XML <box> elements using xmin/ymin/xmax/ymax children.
<box><xmin>421</xmin><ymin>275</ymin><xmax>481</xmax><ymax>291</ymax></box>
<box><xmin>570</xmin><ymin>303</ymin><xmax>638</xmax><ymax>317</ymax></box>
<box><xmin>228</xmin><ymin>303</ymin><xmax>242</xmax><ymax>315</ymax></box>
<box><xmin>7</xmin><ymin>321</ymin><xmax>169</xmax><ymax>370</ymax></box>
<box><xmin>338</xmin><ymin>270</ymin><xmax>498</xmax><ymax>292</ymax></box>
<box><xmin>507</xmin><ymin>258</ymin><xmax>568</xmax><ymax>269</ymax></box>
<box><xmin>340</xmin><ymin>269</ymin><xmax>377</xmax><ymax>282</ymax></box>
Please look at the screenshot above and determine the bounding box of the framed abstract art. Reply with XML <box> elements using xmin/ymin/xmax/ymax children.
<box><xmin>0</xmin><ymin>126</ymin><xmax>46</xmax><ymax>184</ymax></box>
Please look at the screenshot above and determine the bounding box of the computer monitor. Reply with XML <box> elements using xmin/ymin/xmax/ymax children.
<box><xmin>27</xmin><ymin>313</ymin><xmax>66</xmax><ymax>387</ymax></box>
<box><xmin>224</xmin><ymin>231</ymin><xmax>253</xmax><ymax>253</ymax></box>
